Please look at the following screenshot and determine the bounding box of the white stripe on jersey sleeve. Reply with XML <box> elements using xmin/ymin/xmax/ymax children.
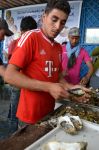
<box><xmin>18</xmin><ymin>29</ymin><xmax>40</xmax><ymax>47</ymax></box>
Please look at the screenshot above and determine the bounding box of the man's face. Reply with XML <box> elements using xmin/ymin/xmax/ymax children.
<box><xmin>42</xmin><ymin>9</ymin><xmax>68</xmax><ymax>40</ymax></box>
<box><xmin>68</xmin><ymin>35</ymin><xmax>80</xmax><ymax>47</ymax></box>
<box><xmin>0</xmin><ymin>29</ymin><xmax>6</xmax><ymax>41</ymax></box>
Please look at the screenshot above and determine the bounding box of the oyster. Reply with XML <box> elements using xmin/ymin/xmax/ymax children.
<box><xmin>58</xmin><ymin>116</ymin><xmax>76</xmax><ymax>134</ymax></box>
<box><xmin>42</xmin><ymin>141</ymin><xmax>87</xmax><ymax>150</ymax></box>
<box><xmin>70</xmin><ymin>116</ymin><xmax>83</xmax><ymax>130</ymax></box>
<box><xmin>55</xmin><ymin>103</ymin><xmax>99</xmax><ymax>124</ymax></box>
<box><xmin>68</xmin><ymin>88</ymin><xmax>85</xmax><ymax>96</ymax></box>
<box><xmin>66</xmin><ymin>106</ymin><xmax>77</xmax><ymax>115</ymax></box>
<box><xmin>90</xmin><ymin>87</ymin><xmax>99</xmax><ymax>99</ymax></box>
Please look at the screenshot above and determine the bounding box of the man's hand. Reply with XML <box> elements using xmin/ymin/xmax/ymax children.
<box><xmin>68</xmin><ymin>84</ymin><xmax>91</xmax><ymax>103</ymax></box>
<box><xmin>80</xmin><ymin>76</ymin><xmax>89</xmax><ymax>85</ymax></box>
<box><xmin>64</xmin><ymin>91</ymin><xmax>90</xmax><ymax>104</ymax></box>
<box><xmin>48</xmin><ymin>83</ymin><xmax>70</xmax><ymax>100</ymax></box>
<box><xmin>72</xmin><ymin>93</ymin><xmax>90</xmax><ymax>103</ymax></box>
<box><xmin>70</xmin><ymin>84</ymin><xmax>91</xmax><ymax>93</ymax></box>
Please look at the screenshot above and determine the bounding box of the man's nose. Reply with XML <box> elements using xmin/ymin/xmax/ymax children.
<box><xmin>73</xmin><ymin>39</ymin><xmax>77</xmax><ymax>43</ymax></box>
<box><xmin>55</xmin><ymin>22</ymin><xmax>62</xmax><ymax>30</ymax></box>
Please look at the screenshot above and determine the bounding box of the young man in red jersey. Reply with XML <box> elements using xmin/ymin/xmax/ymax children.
<box><xmin>5</xmin><ymin>0</ymin><xmax>90</xmax><ymax>125</ymax></box>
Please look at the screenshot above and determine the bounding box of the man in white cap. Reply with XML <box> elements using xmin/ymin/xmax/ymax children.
<box><xmin>62</xmin><ymin>27</ymin><xmax>93</xmax><ymax>85</ymax></box>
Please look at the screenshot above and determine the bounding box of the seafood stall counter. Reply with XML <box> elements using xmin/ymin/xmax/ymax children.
<box><xmin>25</xmin><ymin>120</ymin><xmax>99</xmax><ymax>150</ymax></box>
<box><xmin>25</xmin><ymin>101</ymin><xmax>99</xmax><ymax>150</ymax></box>
<box><xmin>0</xmin><ymin>101</ymin><xmax>99</xmax><ymax>150</ymax></box>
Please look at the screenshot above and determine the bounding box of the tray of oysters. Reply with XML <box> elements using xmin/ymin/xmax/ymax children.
<box><xmin>25</xmin><ymin>115</ymin><xmax>99</xmax><ymax>150</ymax></box>
<box><xmin>53</xmin><ymin>101</ymin><xmax>99</xmax><ymax>124</ymax></box>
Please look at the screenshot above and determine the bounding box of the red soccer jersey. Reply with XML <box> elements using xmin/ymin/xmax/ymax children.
<box><xmin>9</xmin><ymin>29</ymin><xmax>62</xmax><ymax>124</ymax></box>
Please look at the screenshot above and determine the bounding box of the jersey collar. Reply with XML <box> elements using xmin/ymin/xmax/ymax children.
<box><xmin>40</xmin><ymin>28</ymin><xmax>55</xmax><ymax>46</ymax></box>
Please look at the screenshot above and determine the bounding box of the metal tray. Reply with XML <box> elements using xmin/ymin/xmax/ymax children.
<box><xmin>25</xmin><ymin>120</ymin><xmax>99</xmax><ymax>150</ymax></box>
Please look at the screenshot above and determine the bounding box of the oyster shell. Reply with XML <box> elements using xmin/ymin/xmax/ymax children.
<box><xmin>42</xmin><ymin>141</ymin><xmax>87</xmax><ymax>150</ymax></box>
<box><xmin>58</xmin><ymin>116</ymin><xmax>76</xmax><ymax>134</ymax></box>
<box><xmin>68</xmin><ymin>88</ymin><xmax>85</xmax><ymax>96</ymax></box>
<box><xmin>70</xmin><ymin>116</ymin><xmax>83</xmax><ymax>130</ymax></box>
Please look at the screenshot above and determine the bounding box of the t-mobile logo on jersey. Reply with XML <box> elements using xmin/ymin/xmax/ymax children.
<box><xmin>44</xmin><ymin>61</ymin><xmax>58</xmax><ymax>77</ymax></box>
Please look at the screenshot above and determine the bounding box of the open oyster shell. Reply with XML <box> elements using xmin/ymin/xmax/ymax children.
<box><xmin>58</xmin><ymin>116</ymin><xmax>76</xmax><ymax>134</ymax></box>
<box><xmin>70</xmin><ymin>116</ymin><xmax>83</xmax><ymax>130</ymax></box>
<box><xmin>42</xmin><ymin>141</ymin><xmax>87</xmax><ymax>150</ymax></box>
<box><xmin>68</xmin><ymin>88</ymin><xmax>85</xmax><ymax>96</ymax></box>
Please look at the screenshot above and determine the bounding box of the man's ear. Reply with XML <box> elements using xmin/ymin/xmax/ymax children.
<box><xmin>42</xmin><ymin>13</ymin><xmax>47</xmax><ymax>23</ymax></box>
<box><xmin>42</xmin><ymin>12</ymin><xmax>46</xmax><ymax>19</ymax></box>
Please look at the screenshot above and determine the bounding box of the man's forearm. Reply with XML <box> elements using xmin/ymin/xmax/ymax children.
<box><xmin>4</xmin><ymin>64</ymin><xmax>54</xmax><ymax>92</ymax></box>
<box><xmin>86</xmin><ymin>62</ymin><xmax>93</xmax><ymax>79</ymax></box>
<box><xmin>59</xmin><ymin>78</ymin><xmax>73</xmax><ymax>89</ymax></box>
<box><xmin>86</xmin><ymin>67</ymin><xmax>93</xmax><ymax>79</ymax></box>
<box><xmin>86</xmin><ymin>71</ymin><xmax>92</xmax><ymax>79</ymax></box>
<box><xmin>0</xmin><ymin>65</ymin><xmax>6</xmax><ymax>78</ymax></box>
<box><xmin>5</xmin><ymin>71</ymin><xmax>52</xmax><ymax>92</ymax></box>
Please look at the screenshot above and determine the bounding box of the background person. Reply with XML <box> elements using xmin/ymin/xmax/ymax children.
<box><xmin>0</xmin><ymin>16</ymin><xmax>37</xmax><ymax>135</ymax></box>
<box><xmin>7</xmin><ymin>16</ymin><xmax>37</xmax><ymax>134</ymax></box>
<box><xmin>8</xmin><ymin>16</ymin><xmax>37</xmax><ymax>59</ymax></box>
<box><xmin>89</xmin><ymin>46</ymin><xmax>99</xmax><ymax>89</ymax></box>
<box><xmin>0</xmin><ymin>18</ymin><xmax>13</xmax><ymax>77</ymax></box>
<box><xmin>0</xmin><ymin>18</ymin><xmax>13</xmax><ymax>39</ymax></box>
<box><xmin>62</xmin><ymin>27</ymin><xmax>93</xmax><ymax>86</ymax></box>
<box><xmin>0</xmin><ymin>18</ymin><xmax>13</xmax><ymax>139</ymax></box>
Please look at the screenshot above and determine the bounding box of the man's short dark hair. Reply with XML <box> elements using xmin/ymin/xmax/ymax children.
<box><xmin>45</xmin><ymin>0</ymin><xmax>71</xmax><ymax>15</ymax></box>
<box><xmin>20</xmin><ymin>16</ymin><xmax>37</xmax><ymax>32</ymax></box>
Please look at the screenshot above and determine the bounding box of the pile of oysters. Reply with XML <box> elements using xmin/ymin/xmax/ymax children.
<box><xmin>88</xmin><ymin>88</ymin><xmax>99</xmax><ymax>106</ymax></box>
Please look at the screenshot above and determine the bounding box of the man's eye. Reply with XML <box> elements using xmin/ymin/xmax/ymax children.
<box><xmin>52</xmin><ymin>18</ymin><xmax>57</xmax><ymax>22</ymax></box>
<box><xmin>61</xmin><ymin>21</ymin><xmax>66</xmax><ymax>26</ymax></box>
